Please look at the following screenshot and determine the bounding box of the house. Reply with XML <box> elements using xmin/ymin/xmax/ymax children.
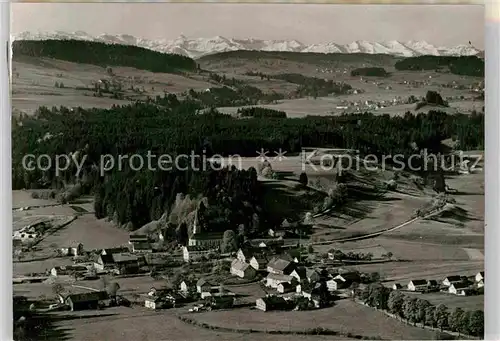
<box><xmin>268</xmin><ymin>228</ymin><xmax>286</xmax><ymax>238</ymax></box>
<box><xmin>475</xmin><ymin>271</ymin><xmax>484</xmax><ymax>282</ymax></box>
<box><xmin>442</xmin><ymin>276</ymin><xmax>462</xmax><ymax>287</ymax></box>
<box><xmin>60</xmin><ymin>243</ymin><xmax>84</xmax><ymax>257</ymax></box>
<box><xmin>449</xmin><ymin>282</ymin><xmax>471</xmax><ymax>296</ymax></box>
<box><xmin>477</xmin><ymin>279</ymin><xmax>484</xmax><ymax>288</ymax></box>
<box><xmin>427</xmin><ymin>280</ymin><xmax>438</xmax><ymax>287</ymax></box>
<box><xmin>64</xmin><ymin>291</ymin><xmax>109</xmax><ymax>311</ymax></box>
<box><xmin>392</xmin><ymin>283</ymin><xmax>402</xmax><ymax>290</ymax></box>
<box><xmin>131</xmin><ymin>242</ymin><xmax>153</xmax><ymax>253</ymax></box>
<box><xmin>111</xmin><ymin>253</ymin><xmax>141</xmax><ymax>274</ymax></box>
<box><xmin>196</xmin><ymin>278</ymin><xmax>214</xmax><ymax>293</ymax></box>
<box><xmin>249</xmin><ymin>255</ymin><xmax>268</xmax><ymax>271</ymax></box>
<box><xmin>302</xmin><ymin>283</ymin><xmax>327</xmax><ymax>308</ymax></box>
<box><xmin>267</xmin><ymin>257</ymin><xmax>295</xmax><ymax>275</ymax></box>
<box><xmin>236</xmin><ymin>247</ymin><xmax>257</xmax><ymax>263</ymax></box>
<box><xmin>182</xmin><ymin>246</ymin><xmax>213</xmax><ymax>262</ymax></box>
<box><xmin>180</xmin><ymin>280</ymin><xmax>196</xmax><ymax>294</ymax></box>
<box><xmin>129</xmin><ymin>234</ymin><xmax>148</xmax><ymax>244</ymax></box>
<box><xmin>333</xmin><ymin>272</ymin><xmax>361</xmax><ymax>287</ymax></box>
<box><xmin>230</xmin><ymin>259</ymin><xmax>256</xmax><ymax>279</ymax></box>
<box><xmin>93</xmin><ymin>254</ymin><xmax>115</xmax><ymax>271</ymax></box>
<box><xmin>265</xmin><ymin>273</ymin><xmax>294</xmax><ymax>288</ymax></box>
<box><xmin>277</xmin><ymin>282</ymin><xmax>295</xmax><ymax>294</ymax></box>
<box><xmin>101</xmin><ymin>247</ymin><xmax>129</xmax><ymax>256</ymax></box>
<box><xmin>407</xmin><ymin>279</ymin><xmax>428</xmax><ymax>292</ymax></box>
<box><xmin>201</xmin><ymin>287</ymin><xmax>235</xmax><ymax>299</ymax></box>
<box><xmin>290</xmin><ymin>267</ymin><xmax>321</xmax><ymax>284</ymax></box>
<box><xmin>326</xmin><ymin>278</ymin><xmax>348</xmax><ymax>291</ymax></box>
<box><xmin>256</xmin><ymin>296</ymin><xmax>291</xmax><ymax>312</ymax></box>
<box><xmin>206</xmin><ymin>295</ymin><xmax>234</xmax><ymax>309</ymax></box>
<box><xmin>50</xmin><ymin>265</ymin><xmax>87</xmax><ymax>277</ymax></box>
<box><xmin>144</xmin><ymin>293</ymin><xmax>175</xmax><ymax>310</ymax></box>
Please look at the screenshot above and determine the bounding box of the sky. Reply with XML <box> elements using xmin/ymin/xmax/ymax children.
<box><xmin>11</xmin><ymin>3</ymin><xmax>484</xmax><ymax>48</ymax></box>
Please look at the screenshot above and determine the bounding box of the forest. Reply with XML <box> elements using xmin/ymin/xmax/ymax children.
<box><xmin>394</xmin><ymin>55</ymin><xmax>484</xmax><ymax>77</ymax></box>
<box><xmin>350</xmin><ymin>67</ymin><xmax>389</xmax><ymax>77</ymax></box>
<box><xmin>12</xmin><ymin>39</ymin><xmax>197</xmax><ymax>73</ymax></box>
<box><xmin>12</xmin><ymin>93</ymin><xmax>484</xmax><ymax>233</ymax></box>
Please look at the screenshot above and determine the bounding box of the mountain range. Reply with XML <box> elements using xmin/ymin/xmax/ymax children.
<box><xmin>13</xmin><ymin>31</ymin><xmax>482</xmax><ymax>59</ymax></box>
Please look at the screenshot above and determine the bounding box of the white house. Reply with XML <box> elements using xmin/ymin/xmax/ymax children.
<box><xmin>230</xmin><ymin>259</ymin><xmax>256</xmax><ymax>279</ymax></box>
<box><xmin>182</xmin><ymin>246</ymin><xmax>212</xmax><ymax>262</ymax></box>
<box><xmin>249</xmin><ymin>255</ymin><xmax>268</xmax><ymax>271</ymax></box>
<box><xmin>236</xmin><ymin>248</ymin><xmax>256</xmax><ymax>263</ymax></box>
<box><xmin>449</xmin><ymin>283</ymin><xmax>470</xmax><ymax>296</ymax></box>
<box><xmin>265</xmin><ymin>273</ymin><xmax>294</xmax><ymax>289</ymax></box>
<box><xmin>267</xmin><ymin>257</ymin><xmax>295</xmax><ymax>275</ymax></box>
<box><xmin>477</xmin><ymin>279</ymin><xmax>484</xmax><ymax>288</ymax></box>
<box><xmin>60</xmin><ymin>243</ymin><xmax>84</xmax><ymax>257</ymax></box>
<box><xmin>475</xmin><ymin>271</ymin><xmax>484</xmax><ymax>283</ymax></box>
<box><xmin>326</xmin><ymin>278</ymin><xmax>347</xmax><ymax>291</ymax></box>
<box><xmin>290</xmin><ymin>268</ymin><xmax>321</xmax><ymax>284</ymax></box>
<box><xmin>277</xmin><ymin>282</ymin><xmax>295</xmax><ymax>294</ymax></box>
<box><xmin>407</xmin><ymin>279</ymin><xmax>428</xmax><ymax>292</ymax></box>
<box><xmin>442</xmin><ymin>275</ymin><xmax>462</xmax><ymax>287</ymax></box>
<box><xmin>196</xmin><ymin>278</ymin><xmax>214</xmax><ymax>293</ymax></box>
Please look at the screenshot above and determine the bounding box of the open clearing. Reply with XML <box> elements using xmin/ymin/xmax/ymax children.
<box><xmin>186</xmin><ymin>299</ymin><xmax>436</xmax><ymax>340</ymax></box>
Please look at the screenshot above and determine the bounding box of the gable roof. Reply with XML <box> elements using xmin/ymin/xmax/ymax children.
<box><xmin>251</xmin><ymin>254</ymin><xmax>269</xmax><ymax>265</ymax></box>
<box><xmin>112</xmin><ymin>253</ymin><xmax>138</xmax><ymax>263</ymax></box>
<box><xmin>409</xmin><ymin>279</ymin><xmax>428</xmax><ymax>286</ymax></box>
<box><xmin>266</xmin><ymin>273</ymin><xmax>294</xmax><ymax>282</ymax></box>
<box><xmin>65</xmin><ymin>291</ymin><xmax>108</xmax><ymax>303</ymax></box>
<box><xmin>132</xmin><ymin>242</ymin><xmax>152</xmax><ymax>250</ymax></box>
<box><xmin>98</xmin><ymin>254</ymin><xmax>114</xmax><ymax>265</ymax></box>
<box><xmin>444</xmin><ymin>275</ymin><xmax>462</xmax><ymax>282</ymax></box>
<box><xmin>231</xmin><ymin>259</ymin><xmax>251</xmax><ymax>272</ymax></box>
<box><xmin>267</xmin><ymin>257</ymin><xmax>293</xmax><ymax>272</ymax></box>
<box><xmin>450</xmin><ymin>282</ymin><xmax>470</xmax><ymax>290</ymax></box>
<box><xmin>335</xmin><ymin>272</ymin><xmax>361</xmax><ymax>282</ymax></box>
<box><xmin>477</xmin><ymin>271</ymin><xmax>484</xmax><ymax>277</ymax></box>
<box><xmin>190</xmin><ymin>232</ymin><xmax>224</xmax><ymax>240</ymax></box>
<box><xmin>102</xmin><ymin>247</ymin><xmax>129</xmax><ymax>255</ymax></box>
<box><xmin>196</xmin><ymin>278</ymin><xmax>213</xmax><ymax>287</ymax></box>
<box><xmin>238</xmin><ymin>247</ymin><xmax>257</xmax><ymax>259</ymax></box>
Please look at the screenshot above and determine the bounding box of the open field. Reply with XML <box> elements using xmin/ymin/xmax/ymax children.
<box><xmin>403</xmin><ymin>291</ymin><xmax>484</xmax><ymax>311</ymax></box>
<box><xmin>186</xmin><ymin>299</ymin><xmax>436</xmax><ymax>339</ymax></box>
<box><xmin>50</xmin><ymin>307</ymin><xmax>352</xmax><ymax>341</ymax></box>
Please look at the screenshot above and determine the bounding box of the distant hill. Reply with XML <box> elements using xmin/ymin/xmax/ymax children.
<box><xmin>12</xmin><ymin>39</ymin><xmax>197</xmax><ymax>73</ymax></box>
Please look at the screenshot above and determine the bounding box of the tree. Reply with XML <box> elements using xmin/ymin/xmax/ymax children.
<box><xmin>369</xmin><ymin>272</ymin><xmax>381</xmax><ymax>283</ymax></box>
<box><xmin>403</xmin><ymin>296</ymin><xmax>419</xmax><ymax>325</ymax></box>
<box><xmin>458</xmin><ymin>310</ymin><xmax>472</xmax><ymax>336</ymax></box>
<box><xmin>425</xmin><ymin>305</ymin><xmax>436</xmax><ymax>327</ymax></box>
<box><xmin>468</xmin><ymin>310</ymin><xmax>484</xmax><ymax>337</ymax></box>
<box><xmin>434</xmin><ymin>304</ymin><xmax>449</xmax><ymax>331</ymax></box>
<box><xmin>416</xmin><ymin>299</ymin><xmax>431</xmax><ymax>324</ymax></box>
<box><xmin>448</xmin><ymin>307</ymin><xmax>464</xmax><ymax>333</ymax></box>
<box><xmin>387</xmin><ymin>290</ymin><xmax>404</xmax><ymax>317</ymax></box>
<box><xmin>307</xmin><ymin>245</ymin><xmax>314</xmax><ymax>253</ymax></box>
<box><xmin>221</xmin><ymin>230</ymin><xmax>238</xmax><ymax>253</ymax></box>
<box><xmin>299</xmin><ymin>172</ymin><xmax>308</xmax><ymax>186</ymax></box>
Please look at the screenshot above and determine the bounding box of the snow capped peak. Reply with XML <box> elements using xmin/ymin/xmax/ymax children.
<box><xmin>11</xmin><ymin>31</ymin><xmax>482</xmax><ymax>59</ymax></box>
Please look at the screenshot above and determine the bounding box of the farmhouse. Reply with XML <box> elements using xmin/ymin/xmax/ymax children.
<box><xmin>290</xmin><ymin>267</ymin><xmax>321</xmax><ymax>283</ymax></box>
<box><xmin>196</xmin><ymin>278</ymin><xmax>214</xmax><ymax>293</ymax></box>
<box><xmin>94</xmin><ymin>254</ymin><xmax>114</xmax><ymax>271</ymax></box>
<box><xmin>206</xmin><ymin>295</ymin><xmax>235</xmax><ymax>309</ymax></box>
<box><xmin>101</xmin><ymin>247</ymin><xmax>129</xmax><ymax>256</ymax></box>
<box><xmin>265</xmin><ymin>273</ymin><xmax>294</xmax><ymax>288</ymax></box>
<box><xmin>180</xmin><ymin>280</ymin><xmax>196</xmax><ymax>294</ymax></box>
<box><xmin>60</xmin><ymin>243</ymin><xmax>84</xmax><ymax>257</ymax></box>
<box><xmin>268</xmin><ymin>228</ymin><xmax>286</xmax><ymax>238</ymax></box>
<box><xmin>277</xmin><ymin>282</ymin><xmax>295</xmax><ymax>294</ymax></box>
<box><xmin>326</xmin><ymin>278</ymin><xmax>349</xmax><ymax>291</ymax></box>
<box><xmin>50</xmin><ymin>265</ymin><xmax>87</xmax><ymax>277</ymax></box>
<box><xmin>449</xmin><ymin>282</ymin><xmax>471</xmax><ymax>296</ymax></box>
<box><xmin>201</xmin><ymin>287</ymin><xmax>235</xmax><ymax>299</ymax></box>
<box><xmin>188</xmin><ymin>232</ymin><xmax>224</xmax><ymax>248</ymax></box>
<box><xmin>182</xmin><ymin>246</ymin><xmax>212</xmax><ymax>262</ymax></box>
<box><xmin>442</xmin><ymin>275</ymin><xmax>462</xmax><ymax>287</ymax></box>
<box><xmin>407</xmin><ymin>279</ymin><xmax>428</xmax><ymax>292</ymax></box>
<box><xmin>129</xmin><ymin>234</ymin><xmax>148</xmax><ymax>244</ymax></box>
<box><xmin>427</xmin><ymin>280</ymin><xmax>438</xmax><ymax>288</ymax></box>
<box><xmin>475</xmin><ymin>271</ymin><xmax>484</xmax><ymax>282</ymax></box>
<box><xmin>131</xmin><ymin>242</ymin><xmax>153</xmax><ymax>253</ymax></box>
<box><xmin>236</xmin><ymin>247</ymin><xmax>257</xmax><ymax>263</ymax></box>
<box><xmin>256</xmin><ymin>296</ymin><xmax>291</xmax><ymax>312</ymax></box>
<box><xmin>333</xmin><ymin>272</ymin><xmax>361</xmax><ymax>287</ymax></box>
<box><xmin>392</xmin><ymin>283</ymin><xmax>402</xmax><ymax>290</ymax></box>
<box><xmin>267</xmin><ymin>257</ymin><xmax>295</xmax><ymax>275</ymax></box>
<box><xmin>144</xmin><ymin>292</ymin><xmax>175</xmax><ymax>310</ymax></box>
<box><xmin>230</xmin><ymin>259</ymin><xmax>256</xmax><ymax>279</ymax></box>
<box><xmin>111</xmin><ymin>253</ymin><xmax>141</xmax><ymax>274</ymax></box>
<box><xmin>64</xmin><ymin>291</ymin><xmax>109</xmax><ymax>311</ymax></box>
<box><xmin>249</xmin><ymin>255</ymin><xmax>268</xmax><ymax>271</ymax></box>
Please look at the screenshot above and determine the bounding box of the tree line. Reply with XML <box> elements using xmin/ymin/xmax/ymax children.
<box><xmin>12</xmin><ymin>39</ymin><xmax>197</xmax><ymax>73</ymax></box>
<box><xmin>357</xmin><ymin>284</ymin><xmax>484</xmax><ymax>338</ymax></box>
<box><xmin>395</xmin><ymin>55</ymin><xmax>484</xmax><ymax>77</ymax></box>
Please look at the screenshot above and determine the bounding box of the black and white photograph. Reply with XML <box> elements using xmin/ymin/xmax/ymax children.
<box><xmin>9</xmin><ymin>3</ymin><xmax>485</xmax><ymax>340</ymax></box>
